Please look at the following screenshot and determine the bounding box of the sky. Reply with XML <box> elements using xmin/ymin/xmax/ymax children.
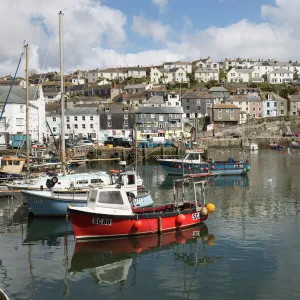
<box><xmin>1</xmin><ymin>0</ymin><xmax>299</xmax><ymax>76</ymax></box>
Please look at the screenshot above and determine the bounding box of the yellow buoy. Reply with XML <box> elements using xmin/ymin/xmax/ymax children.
<box><xmin>207</xmin><ymin>234</ymin><xmax>216</xmax><ymax>246</ymax></box>
<box><xmin>206</xmin><ymin>203</ymin><xmax>216</xmax><ymax>213</ymax></box>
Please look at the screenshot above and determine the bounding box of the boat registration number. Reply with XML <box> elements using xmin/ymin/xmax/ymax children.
<box><xmin>192</xmin><ymin>212</ymin><xmax>200</xmax><ymax>220</ymax></box>
<box><xmin>92</xmin><ymin>217</ymin><xmax>112</xmax><ymax>226</ymax></box>
<box><xmin>28</xmin><ymin>196</ymin><xmax>44</xmax><ymax>204</ymax></box>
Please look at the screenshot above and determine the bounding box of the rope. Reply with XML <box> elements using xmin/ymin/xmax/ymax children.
<box><xmin>0</xmin><ymin>46</ymin><xmax>25</xmax><ymax>121</ymax></box>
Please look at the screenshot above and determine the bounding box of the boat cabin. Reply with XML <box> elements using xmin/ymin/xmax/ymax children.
<box><xmin>0</xmin><ymin>157</ymin><xmax>25</xmax><ymax>174</ymax></box>
<box><xmin>109</xmin><ymin>171</ymin><xmax>137</xmax><ymax>187</ymax></box>
<box><xmin>87</xmin><ymin>187</ymin><xmax>134</xmax><ymax>216</ymax></box>
<box><xmin>183</xmin><ymin>150</ymin><xmax>204</xmax><ymax>163</ymax></box>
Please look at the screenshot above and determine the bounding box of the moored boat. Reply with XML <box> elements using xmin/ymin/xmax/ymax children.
<box><xmin>155</xmin><ymin>149</ymin><xmax>250</xmax><ymax>176</ymax></box>
<box><xmin>269</xmin><ymin>144</ymin><xmax>285</xmax><ymax>150</ymax></box>
<box><xmin>68</xmin><ymin>179</ymin><xmax>215</xmax><ymax>240</ymax></box>
<box><xmin>22</xmin><ymin>171</ymin><xmax>153</xmax><ymax>217</ymax></box>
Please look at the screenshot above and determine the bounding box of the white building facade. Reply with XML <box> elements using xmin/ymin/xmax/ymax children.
<box><xmin>195</xmin><ymin>68</ymin><xmax>219</xmax><ymax>82</ymax></box>
<box><xmin>267</xmin><ymin>68</ymin><xmax>293</xmax><ymax>84</ymax></box>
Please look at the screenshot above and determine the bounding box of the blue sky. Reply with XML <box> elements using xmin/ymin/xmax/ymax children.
<box><xmin>106</xmin><ymin>0</ymin><xmax>276</xmax><ymax>52</ymax></box>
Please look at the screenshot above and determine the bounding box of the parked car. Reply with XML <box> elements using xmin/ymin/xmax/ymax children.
<box><xmin>282</xmin><ymin>132</ymin><xmax>295</xmax><ymax>137</ymax></box>
<box><xmin>74</xmin><ymin>140</ymin><xmax>96</xmax><ymax>148</ymax></box>
<box><xmin>295</xmin><ymin>133</ymin><xmax>300</xmax><ymax>137</ymax></box>
<box><xmin>104</xmin><ymin>137</ymin><xmax>132</xmax><ymax>148</ymax></box>
<box><xmin>230</xmin><ymin>133</ymin><xmax>242</xmax><ymax>138</ymax></box>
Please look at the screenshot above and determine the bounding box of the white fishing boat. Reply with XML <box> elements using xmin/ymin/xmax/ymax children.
<box><xmin>22</xmin><ymin>170</ymin><xmax>152</xmax><ymax>216</ymax></box>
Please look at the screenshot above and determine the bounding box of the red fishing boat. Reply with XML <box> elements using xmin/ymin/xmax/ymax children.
<box><xmin>68</xmin><ymin>179</ymin><xmax>216</xmax><ymax>240</ymax></box>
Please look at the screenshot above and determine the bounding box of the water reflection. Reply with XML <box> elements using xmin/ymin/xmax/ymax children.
<box><xmin>69</xmin><ymin>224</ymin><xmax>216</xmax><ymax>286</ymax></box>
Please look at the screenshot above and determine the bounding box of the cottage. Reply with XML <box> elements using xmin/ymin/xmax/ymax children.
<box><xmin>208</xmin><ymin>87</ymin><xmax>230</xmax><ymax>103</ymax></box>
<box><xmin>260</xmin><ymin>92</ymin><xmax>288</xmax><ymax>117</ymax></box>
<box><xmin>209</xmin><ymin>104</ymin><xmax>240</xmax><ymax>125</ymax></box>
<box><xmin>288</xmin><ymin>94</ymin><xmax>300</xmax><ymax>116</ymax></box>
<box><xmin>195</xmin><ymin>68</ymin><xmax>219</xmax><ymax>83</ymax></box>
<box><xmin>267</xmin><ymin>68</ymin><xmax>293</xmax><ymax>84</ymax></box>
<box><xmin>163</xmin><ymin>61</ymin><xmax>192</xmax><ymax>73</ymax></box>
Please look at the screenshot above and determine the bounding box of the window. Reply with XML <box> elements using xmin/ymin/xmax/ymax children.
<box><xmin>169</xmin><ymin>114</ymin><xmax>173</xmax><ymax>119</ymax></box>
<box><xmin>74</xmin><ymin>116</ymin><xmax>78</xmax><ymax>121</ymax></box>
<box><xmin>105</xmin><ymin>107</ymin><xmax>110</xmax><ymax>112</ymax></box>
<box><xmin>67</xmin><ymin>124</ymin><xmax>70</xmax><ymax>129</ymax></box>
<box><xmin>108</xmin><ymin>121</ymin><xmax>112</xmax><ymax>127</ymax></box>
<box><xmin>187</xmin><ymin>106</ymin><xmax>190</xmax><ymax>111</ymax></box>
<box><xmin>230</xmin><ymin>114</ymin><xmax>234</xmax><ymax>120</ymax></box>
<box><xmin>107</xmin><ymin>114</ymin><xmax>111</xmax><ymax>120</ymax></box>
<box><xmin>186</xmin><ymin>113</ymin><xmax>190</xmax><ymax>118</ymax></box>
<box><xmin>281</xmin><ymin>110</ymin><xmax>284</xmax><ymax>114</ymax></box>
<box><xmin>267</xmin><ymin>102</ymin><xmax>270</xmax><ymax>107</ymax></box>
<box><xmin>274</xmin><ymin>102</ymin><xmax>277</xmax><ymax>107</ymax></box>
<box><xmin>158</xmin><ymin>122</ymin><xmax>164</xmax><ymax>128</ymax></box>
<box><xmin>16</xmin><ymin>118</ymin><xmax>24</xmax><ymax>126</ymax></box>
<box><xmin>197</xmin><ymin>99</ymin><xmax>201</xmax><ymax>104</ymax></box>
<box><xmin>53</xmin><ymin>127</ymin><xmax>57</xmax><ymax>132</ymax></box>
<box><xmin>151</xmin><ymin>114</ymin><xmax>155</xmax><ymax>119</ymax></box>
<box><xmin>253</xmin><ymin>108</ymin><xmax>255</xmax><ymax>111</ymax></box>
<box><xmin>206</xmin><ymin>100</ymin><xmax>211</xmax><ymax>104</ymax></box>
<box><xmin>90</xmin><ymin>116</ymin><xmax>93</xmax><ymax>121</ymax></box>
<box><xmin>230</xmin><ymin>109</ymin><xmax>234</xmax><ymax>113</ymax></box>
<box><xmin>66</xmin><ymin>116</ymin><xmax>70</xmax><ymax>122</ymax></box>
<box><xmin>218</xmin><ymin>113</ymin><xmax>222</xmax><ymax>119</ymax></box>
<box><xmin>197</xmin><ymin>106</ymin><xmax>201</xmax><ymax>110</ymax></box>
<box><xmin>159</xmin><ymin>115</ymin><xmax>164</xmax><ymax>121</ymax></box>
<box><xmin>53</xmin><ymin>117</ymin><xmax>56</xmax><ymax>121</ymax></box>
<box><xmin>281</xmin><ymin>102</ymin><xmax>284</xmax><ymax>107</ymax></box>
<box><xmin>267</xmin><ymin>110</ymin><xmax>270</xmax><ymax>115</ymax></box>
<box><xmin>124</xmin><ymin>114</ymin><xmax>128</xmax><ymax>119</ymax></box>
<box><xmin>90</xmin><ymin>124</ymin><xmax>93</xmax><ymax>129</ymax></box>
<box><xmin>218</xmin><ymin>109</ymin><xmax>222</xmax><ymax>112</ymax></box>
<box><xmin>82</xmin><ymin>124</ymin><xmax>85</xmax><ymax>129</ymax></box>
<box><xmin>124</xmin><ymin>120</ymin><xmax>128</xmax><ymax>126</ymax></box>
<box><xmin>124</xmin><ymin>107</ymin><xmax>129</xmax><ymax>112</ymax></box>
<box><xmin>20</xmin><ymin>105</ymin><xmax>24</xmax><ymax>113</ymax></box>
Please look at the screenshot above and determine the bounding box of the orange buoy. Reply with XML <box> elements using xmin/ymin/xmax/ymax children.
<box><xmin>134</xmin><ymin>220</ymin><xmax>142</xmax><ymax>229</ymax></box>
<box><xmin>206</xmin><ymin>203</ymin><xmax>216</xmax><ymax>213</ymax></box>
<box><xmin>176</xmin><ymin>214</ymin><xmax>186</xmax><ymax>223</ymax></box>
<box><xmin>135</xmin><ymin>246</ymin><xmax>143</xmax><ymax>253</ymax></box>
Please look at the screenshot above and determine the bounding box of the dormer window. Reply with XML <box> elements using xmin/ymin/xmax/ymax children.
<box><xmin>105</xmin><ymin>107</ymin><xmax>110</xmax><ymax>112</ymax></box>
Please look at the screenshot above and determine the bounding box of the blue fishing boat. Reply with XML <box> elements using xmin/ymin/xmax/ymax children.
<box><xmin>22</xmin><ymin>171</ymin><xmax>154</xmax><ymax>217</ymax></box>
<box><xmin>155</xmin><ymin>149</ymin><xmax>250</xmax><ymax>176</ymax></box>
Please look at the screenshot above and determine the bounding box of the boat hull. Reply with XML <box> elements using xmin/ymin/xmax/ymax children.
<box><xmin>69</xmin><ymin>206</ymin><xmax>208</xmax><ymax>240</ymax></box>
<box><xmin>159</xmin><ymin>161</ymin><xmax>249</xmax><ymax>176</ymax></box>
<box><xmin>22</xmin><ymin>189</ymin><xmax>154</xmax><ymax>217</ymax></box>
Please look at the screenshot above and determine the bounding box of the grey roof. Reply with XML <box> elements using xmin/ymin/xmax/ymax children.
<box><xmin>269</xmin><ymin>68</ymin><xmax>293</xmax><ymax>74</ymax></box>
<box><xmin>99</xmin><ymin>104</ymin><xmax>135</xmax><ymax>114</ymax></box>
<box><xmin>146</xmin><ymin>96</ymin><xmax>165</xmax><ymax>105</ymax></box>
<box><xmin>195</xmin><ymin>68</ymin><xmax>218</xmax><ymax>73</ymax></box>
<box><xmin>124</xmin><ymin>84</ymin><xmax>148</xmax><ymax>89</ymax></box>
<box><xmin>256</xmin><ymin>61</ymin><xmax>292</xmax><ymax>67</ymax></box>
<box><xmin>136</xmin><ymin>107</ymin><xmax>183</xmax><ymax>114</ymax></box>
<box><xmin>260</xmin><ymin>92</ymin><xmax>287</xmax><ymax>101</ymax></box>
<box><xmin>234</xmin><ymin>68</ymin><xmax>253</xmax><ymax>74</ymax></box>
<box><xmin>288</xmin><ymin>94</ymin><xmax>300</xmax><ymax>102</ymax></box>
<box><xmin>65</xmin><ymin>108</ymin><xmax>99</xmax><ymax>116</ymax></box>
<box><xmin>0</xmin><ymin>86</ymin><xmax>39</xmax><ymax>104</ymax></box>
<box><xmin>209</xmin><ymin>87</ymin><xmax>229</xmax><ymax>92</ymax></box>
<box><xmin>182</xmin><ymin>91</ymin><xmax>214</xmax><ymax>99</ymax></box>
<box><xmin>169</xmin><ymin>67</ymin><xmax>180</xmax><ymax>72</ymax></box>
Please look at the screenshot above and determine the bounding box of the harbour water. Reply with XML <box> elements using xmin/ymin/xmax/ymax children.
<box><xmin>1</xmin><ymin>149</ymin><xmax>300</xmax><ymax>300</ymax></box>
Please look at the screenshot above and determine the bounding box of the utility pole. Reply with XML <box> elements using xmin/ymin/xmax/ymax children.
<box><xmin>25</xmin><ymin>44</ymin><xmax>30</xmax><ymax>176</ymax></box>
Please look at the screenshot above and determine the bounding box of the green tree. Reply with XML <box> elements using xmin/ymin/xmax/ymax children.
<box><xmin>293</xmin><ymin>72</ymin><xmax>299</xmax><ymax>80</ymax></box>
<box><xmin>219</xmin><ymin>69</ymin><xmax>227</xmax><ymax>82</ymax></box>
<box><xmin>262</xmin><ymin>74</ymin><xmax>267</xmax><ymax>82</ymax></box>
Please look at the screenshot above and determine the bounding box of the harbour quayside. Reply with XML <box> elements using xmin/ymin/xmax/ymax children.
<box><xmin>155</xmin><ymin>149</ymin><xmax>250</xmax><ymax>176</ymax></box>
<box><xmin>21</xmin><ymin>170</ymin><xmax>153</xmax><ymax>217</ymax></box>
<box><xmin>68</xmin><ymin>178</ymin><xmax>215</xmax><ymax>240</ymax></box>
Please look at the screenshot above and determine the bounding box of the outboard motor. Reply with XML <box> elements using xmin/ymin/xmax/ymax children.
<box><xmin>46</xmin><ymin>177</ymin><xmax>58</xmax><ymax>189</ymax></box>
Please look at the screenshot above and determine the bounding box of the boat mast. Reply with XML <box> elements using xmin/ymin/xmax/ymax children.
<box><xmin>59</xmin><ymin>11</ymin><xmax>66</xmax><ymax>175</ymax></box>
<box><xmin>25</xmin><ymin>44</ymin><xmax>30</xmax><ymax>175</ymax></box>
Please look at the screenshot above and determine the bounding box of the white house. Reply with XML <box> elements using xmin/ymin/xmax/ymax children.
<box><xmin>195</xmin><ymin>68</ymin><xmax>219</xmax><ymax>82</ymax></box>
<box><xmin>150</xmin><ymin>67</ymin><xmax>187</xmax><ymax>83</ymax></box>
<box><xmin>253</xmin><ymin>61</ymin><xmax>293</xmax><ymax>77</ymax></box>
<box><xmin>71</xmin><ymin>78</ymin><xmax>85</xmax><ymax>85</ymax></box>
<box><xmin>46</xmin><ymin>108</ymin><xmax>100</xmax><ymax>140</ymax></box>
<box><xmin>261</xmin><ymin>92</ymin><xmax>288</xmax><ymax>118</ymax></box>
<box><xmin>227</xmin><ymin>68</ymin><xmax>254</xmax><ymax>83</ymax></box>
<box><xmin>166</xmin><ymin>92</ymin><xmax>180</xmax><ymax>106</ymax></box>
<box><xmin>126</xmin><ymin>67</ymin><xmax>147</xmax><ymax>78</ymax></box>
<box><xmin>267</xmin><ymin>68</ymin><xmax>293</xmax><ymax>84</ymax></box>
<box><xmin>194</xmin><ymin>60</ymin><xmax>220</xmax><ymax>71</ymax></box>
<box><xmin>163</xmin><ymin>61</ymin><xmax>192</xmax><ymax>73</ymax></box>
<box><xmin>0</xmin><ymin>86</ymin><xmax>46</xmax><ymax>144</ymax></box>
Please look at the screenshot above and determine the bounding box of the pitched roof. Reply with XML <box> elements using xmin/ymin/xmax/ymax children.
<box><xmin>0</xmin><ymin>86</ymin><xmax>39</xmax><ymax>103</ymax></box>
<box><xmin>195</xmin><ymin>68</ymin><xmax>218</xmax><ymax>73</ymax></box>
<box><xmin>124</xmin><ymin>84</ymin><xmax>148</xmax><ymax>89</ymax></box>
<box><xmin>269</xmin><ymin>68</ymin><xmax>293</xmax><ymax>74</ymax></box>
<box><xmin>260</xmin><ymin>92</ymin><xmax>287</xmax><ymax>101</ymax></box>
<box><xmin>234</xmin><ymin>68</ymin><xmax>253</xmax><ymax>74</ymax></box>
<box><xmin>182</xmin><ymin>91</ymin><xmax>214</xmax><ymax>99</ymax></box>
<box><xmin>209</xmin><ymin>87</ymin><xmax>229</xmax><ymax>92</ymax></box>
<box><xmin>288</xmin><ymin>94</ymin><xmax>300</xmax><ymax>102</ymax></box>
<box><xmin>145</xmin><ymin>96</ymin><xmax>165</xmax><ymax>105</ymax></box>
<box><xmin>213</xmin><ymin>104</ymin><xmax>240</xmax><ymax>109</ymax></box>
<box><xmin>136</xmin><ymin>107</ymin><xmax>183</xmax><ymax>114</ymax></box>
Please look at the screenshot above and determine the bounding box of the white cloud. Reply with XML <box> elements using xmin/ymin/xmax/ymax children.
<box><xmin>152</xmin><ymin>0</ymin><xmax>168</xmax><ymax>12</ymax></box>
<box><xmin>131</xmin><ymin>16</ymin><xmax>169</xmax><ymax>43</ymax></box>
<box><xmin>2</xmin><ymin>0</ymin><xmax>300</xmax><ymax>77</ymax></box>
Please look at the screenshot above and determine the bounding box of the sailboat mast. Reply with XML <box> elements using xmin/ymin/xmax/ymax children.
<box><xmin>25</xmin><ymin>44</ymin><xmax>30</xmax><ymax>174</ymax></box>
<box><xmin>59</xmin><ymin>11</ymin><xmax>66</xmax><ymax>175</ymax></box>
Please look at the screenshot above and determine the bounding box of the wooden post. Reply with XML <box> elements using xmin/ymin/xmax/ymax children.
<box><xmin>158</xmin><ymin>216</ymin><xmax>162</xmax><ymax>234</ymax></box>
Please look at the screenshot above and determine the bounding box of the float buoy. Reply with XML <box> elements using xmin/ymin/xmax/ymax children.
<box><xmin>200</xmin><ymin>207</ymin><xmax>208</xmax><ymax>216</ymax></box>
<box><xmin>206</xmin><ymin>203</ymin><xmax>216</xmax><ymax>213</ymax></box>
<box><xmin>176</xmin><ymin>214</ymin><xmax>186</xmax><ymax>223</ymax></box>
